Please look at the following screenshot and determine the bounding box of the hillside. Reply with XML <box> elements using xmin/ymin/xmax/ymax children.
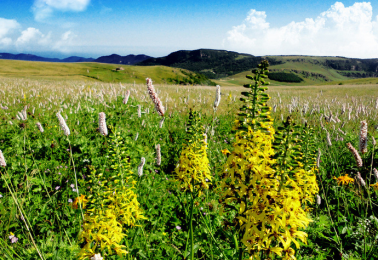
<box><xmin>0</xmin><ymin>59</ymin><xmax>212</xmax><ymax>84</ymax></box>
<box><xmin>138</xmin><ymin>49</ymin><xmax>378</xmax><ymax>85</ymax></box>
<box><xmin>137</xmin><ymin>49</ymin><xmax>282</xmax><ymax>79</ymax></box>
<box><xmin>216</xmin><ymin>55</ymin><xmax>378</xmax><ymax>86</ymax></box>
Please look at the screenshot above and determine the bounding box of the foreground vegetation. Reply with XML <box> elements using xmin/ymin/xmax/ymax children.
<box><xmin>0</xmin><ymin>62</ymin><xmax>378</xmax><ymax>260</ymax></box>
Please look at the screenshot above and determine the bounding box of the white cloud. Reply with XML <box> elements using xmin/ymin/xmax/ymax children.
<box><xmin>33</xmin><ymin>0</ymin><xmax>91</xmax><ymax>21</ymax></box>
<box><xmin>53</xmin><ymin>30</ymin><xmax>77</xmax><ymax>52</ymax></box>
<box><xmin>16</xmin><ymin>28</ymin><xmax>50</xmax><ymax>46</ymax></box>
<box><xmin>0</xmin><ymin>16</ymin><xmax>78</xmax><ymax>54</ymax></box>
<box><xmin>224</xmin><ymin>2</ymin><xmax>378</xmax><ymax>58</ymax></box>
<box><xmin>0</xmin><ymin>18</ymin><xmax>20</xmax><ymax>46</ymax></box>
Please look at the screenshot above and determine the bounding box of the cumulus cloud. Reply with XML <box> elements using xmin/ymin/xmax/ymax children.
<box><xmin>224</xmin><ymin>2</ymin><xmax>378</xmax><ymax>58</ymax></box>
<box><xmin>33</xmin><ymin>0</ymin><xmax>91</xmax><ymax>21</ymax></box>
<box><xmin>16</xmin><ymin>28</ymin><xmax>51</xmax><ymax>48</ymax></box>
<box><xmin>0</xmin><ymin>18</ymin><xmax>20</xmax><ymax>46</ymax></box>
<box><xmin>53</xmin><ymin>30</ymin><xmax>77</xmax><ymax>52</ymax></box>
<box><xmin>0</xmin><ymin>16</ymin><xmax>77</xmax><ymax>53</ymax></box>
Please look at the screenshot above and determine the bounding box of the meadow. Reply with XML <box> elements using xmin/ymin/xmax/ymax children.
<box><xmin>0</xmin><ymin>63</ymin><xmax>378</xmax><ymax>260</ymax></box>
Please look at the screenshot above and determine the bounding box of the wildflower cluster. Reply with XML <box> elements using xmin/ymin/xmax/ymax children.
<box><xmin>220</xmin><ymin>61</ymin><xmax>319</xmax><ymax>259</ymax></box>
<box><xmin>77</xmin><ymin>131</ymin><xmax>145</xmax><ymax>259</ymax></box>
<box><xmin>175</xmin><ymin>109</ymin><xmax>211</xmax><ymax>195</ymax></box>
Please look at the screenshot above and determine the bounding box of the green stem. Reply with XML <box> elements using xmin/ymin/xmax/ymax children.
<box><xmin>238</xmin><ymin>247</ymin><xmax>244</xmax><ymax>260</ymax></box>
<box><xmin>189</xmin><ymin>192</ymin><xmax>194</xmax><ymax>260</ymax></box>
<box><xmin>68</xmin><ymin>138</ymin><xmax>84</xmax><ymax>220</ymax></box>
<box><xmin>199</xmin><ymin>212</ymin><xmax>229</xmax><ymax>260</ymax></box>
<box><xmin>1</xmin><ymin>171</ymin><xmax>45</xmax><ymax>260</ymax></box>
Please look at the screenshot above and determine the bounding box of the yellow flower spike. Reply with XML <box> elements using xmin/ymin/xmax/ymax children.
<box><xmin>175</xmin><ymin>141</ymin><xmax>211</xmax><ymax>195</ymax></box>
<box><xmin>77</xmin><ymin>134</ymin><xmax>145</xmax><ymax>260</ymax></box>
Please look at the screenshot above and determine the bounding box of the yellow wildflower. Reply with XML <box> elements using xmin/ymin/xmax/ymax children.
<box><xmin>370</xmin><ymin>182</ymin><xmax>378</xmax><ymax>191</ymax></box>
<box><xmin>72</xmin><ymin>194</ymin><xmax>88</xmax><ymax>209</ymax></box>
<box><xmin>221</xmin><ymin>149</ymin><xmax>231</xmax><ymax>155</ymax></box>
<box><xmin>175</xmin><ymin>140</ymin><xmax>211</xmax><ymax>194</ymax></box>
<box><xmin>333</xmin><ymin>174</ymin><xmax>354</xmax><ymax>185</ymax></box>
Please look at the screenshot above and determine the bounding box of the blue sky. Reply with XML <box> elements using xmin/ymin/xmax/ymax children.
<box><xmin>1</xmin><ymin>0</ymin><xmax>378</xmax><ymax>58</ymax></box>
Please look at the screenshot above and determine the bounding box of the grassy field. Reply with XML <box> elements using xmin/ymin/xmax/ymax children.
<box><xmin>0</xmin><ymin>59</ymin><xmax>190</xmax><ymax>84</ymax></box>
<box><xmin>0</xmin><ymin>65</ymin><xmax>378</xmax><ymax>260</ymax></box>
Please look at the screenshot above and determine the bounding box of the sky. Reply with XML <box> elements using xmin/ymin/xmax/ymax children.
<box><xmin>1</xmin><ymin>0</ymin><xmax>378</xmax><ymax>58</ymax></box>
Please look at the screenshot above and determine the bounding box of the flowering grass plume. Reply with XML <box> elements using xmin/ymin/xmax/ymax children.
<box><xmin>359</xmin><ymin>120</ymin><xmax>368</xmax><ymax>154</ymax></box>
<box><xmin>56</xmin><ymin>112</ymin><xmax>70</xmax><ymax>136</ymax></box>
<box><xmin>356</xmin><ymin>172</ymin><xmax>366</xmax><ymax>187</ymax></box>
<box><xmin>156</xmin><ymin>144</ymin><xmax>161</xmax><ymax>166</ymax></box>
<box><xmin>316</xmin><ymin>194</ymin><xmax>321</xmax><ymax>205</ymax></box>
<box><xmin>0</xmin><ymin>150</ymin><xmax>6</xmax><ymax>167</ymax></box>
<box><xmin>326</xmin><ymin>131</ymin><xmax>332</xmax><ymax>146</ymax></box>
<box><xmin>22</xmin><ymin>105</ymin><xmax>27</xmax><ymax>120</ymax></box>
<box><xmin>146</xmin><ymin>78</ymin><xmax>165</xmax><ymax>117</ymax></box>
<box><xmin>159</xmin><ymin>117</ymin><xmax>165</xmax><ymax>128</ymax></box>
<box><xmin>123</xmin><ymin>90</ymin><xmax>130</xmax><ymax>104</ymax></box>
<box><xmin>373</xmin><ymin>168</ymin><xmax>378</xmax><ymax>181</ymax></box>
<box><xmin>137</xmin><ymin>105</ymin><xmax>141</xmax><ymax>118</ymax></box>
<box><xmin>213</xmin><ymin>85</ymin><xmax>221</xmax><ymax>110</ymax></box>
<box><xmin>346</xmin><ymin>142</ymin><xmax>363</xmax><ymax>167</ymax></box>
<box><xmin>36</xmin><ymin>122</ymin><xmax>44</xmax><ymax>133</ymax></box>
<box><xmin>98</xmin><ymin>112</ymin><xmax>108</xmax><ymax>136</ymax></box>
<box><xmin>137</xmin><ymin>157</ymin><xmax>145</xmax><ymax>177</ymax></box>
<box><xmin>316</xmin><ymin>149</ymin><xmax>321</xmax><ymax>168</ymax></box>
<box><xmin>91</xmin><ymin>253</ymin><xmax>103</xmax><ymax>260</ymax></box>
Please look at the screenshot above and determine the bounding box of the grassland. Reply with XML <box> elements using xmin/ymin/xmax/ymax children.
<box><xmin>0</xmin><ymin>59</ymin><xmax>189</xmax><ymax>84</ymax></box>
<box><xmin>0</xmin><ymin>64</ymin><xmax>378</xmax><ymax>260</ymax></box>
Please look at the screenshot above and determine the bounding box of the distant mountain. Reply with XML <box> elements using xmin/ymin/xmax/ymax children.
<box><xmin>0</xmin><ymin>52</ymin><xmax>151</xmax><ymax>65</ymax></box>
<box><xmin>61</xmin><ymin>56</ymin><xmax>95</xmax><ymax>62</ymax></box>
<box><xmin>94</xmin><ymin>54</ymin><xmax>152</xmax><ymax>65</ymax></box>
<box><xmin>0</xmin><ymin>53</ymin><xmax>60</xmax><ymax>62</ymax></box>
<box><xmin>0</xmin><ymin>53</ymin><xmax>94</xmax><ymax>63</ymax></box>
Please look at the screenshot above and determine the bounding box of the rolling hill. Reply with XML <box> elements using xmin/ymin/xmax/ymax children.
<box><xmin>0</xmin><ymin>59</ymin><xmax>212</xmax><ymax>84</ymax></box>
<box><xmin>137</xmin><ymin>49</ymin><xmax>378</xmax><ymax>85</ymax></box>
<box><xmin>137</xmin><ymin>49</ymin><xmax>280</xmax><ymax>79</ymax></box>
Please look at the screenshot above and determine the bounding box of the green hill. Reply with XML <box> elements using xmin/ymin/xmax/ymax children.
<box><xmin>137</xmin><ymin>49</ymin><xmax>378</xmax><ymax>86</ymax></box>
<box><xmin>137</xmin><ymin>49</ymin><xmax>282</xmax><ymax>79</ymax></box>
<box><xmin>216</xmin><ymin>55</ymin><xmax>378</xmax><ymax>86</ymax></box>
<box><xmin>0</xmin><ymin>59</ymin><xmax>214</xmax><ymax>85</ymax></box>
